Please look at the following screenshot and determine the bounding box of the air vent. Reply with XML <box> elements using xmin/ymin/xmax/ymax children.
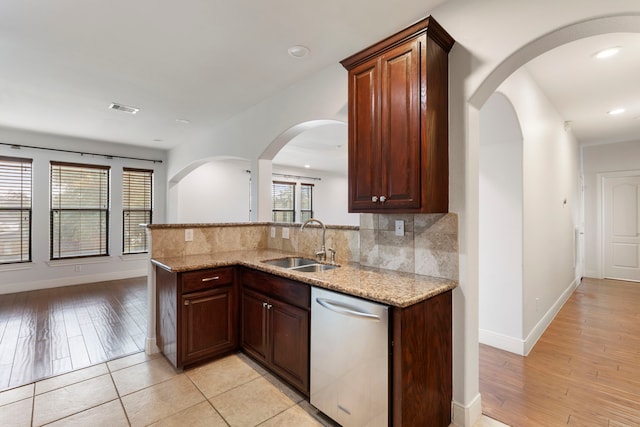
<box><xmin>109</xmin><ymin>102</ymin><xmax>139</xmax><ymax>114</ymax></box>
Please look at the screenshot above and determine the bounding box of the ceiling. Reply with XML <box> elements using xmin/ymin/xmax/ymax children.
<box><xmin>0</xmin><ymin>1</ymin><xmax>638</xmax><ymax>172</ymax></box>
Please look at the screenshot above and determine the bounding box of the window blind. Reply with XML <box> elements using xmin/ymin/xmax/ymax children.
<box><xmin>0</xmin><ymin>156</ymin><xmax>32</xmax><ymax>264</ymax></box>
<box><xmin>272</xmin><ymin>181</ymin><xmax>295</xmax><ymax>223</ymax></box>
<box><xmin>300</xmin><ymin>183</ymin><xmax>314</xmax><ymax>222</ymax></box>
<box><xmin>50</xmin><ymin>162</ymin><xmax>109</xmax><ymax>259</ymax></box>
<box><xmin>122</xmin><ymin>168</ymin><xmax>153</xmax><ymax>254</ymax></box>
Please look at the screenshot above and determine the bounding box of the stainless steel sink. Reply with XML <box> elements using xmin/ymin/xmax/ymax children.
<box><xmin>262</xmin><ymin>257</ymin><xmax>317</xmax><ymax>268</ymax></box>
<box><xmin>262</xmin><ymin>257</ymin><xmax>339</xmax><ymax>272</ymax></box>
<box><xmin>290</xmin><ymin>264</ymin><xmax>338</xmax><ymax>272</ymax></box>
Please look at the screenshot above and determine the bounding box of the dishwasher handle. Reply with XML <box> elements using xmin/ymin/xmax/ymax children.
<box><xmin>315</xmin><ymin>297</ymin><xmax>381</xmax><ymax>321</ymax></box>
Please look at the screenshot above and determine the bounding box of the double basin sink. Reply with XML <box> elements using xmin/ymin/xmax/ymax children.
<box><xmin>262</xmin><ymin>257</ymin><xmax>338</xmax><ymax>272</ymax></box>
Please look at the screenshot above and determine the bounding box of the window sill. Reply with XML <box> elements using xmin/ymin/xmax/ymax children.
<box><xmin>119</xmin><ymin>253</ymin><xmax>150</xmax><ymax>261</ymax></box>
<box><xmin>47</xmin><ymin>258</ymin><xmax>111</xmax><ymax>268</ymax></box>
<box><xmin>0</xmin><ymin>262</ymin><xmax>34</xmax><ymax>272</ymax></box>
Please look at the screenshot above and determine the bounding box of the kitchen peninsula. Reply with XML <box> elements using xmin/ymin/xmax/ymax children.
<box><xmin>146</xmin><ymin>221</ymin><xmax>457</xmax><ymax>426</ymax></box>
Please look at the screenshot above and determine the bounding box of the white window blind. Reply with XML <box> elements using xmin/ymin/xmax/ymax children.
<box><xmin>272</xmin><ymin>181</ymin><xmax>295</xmax><ymax>223</ymax></box>
<box><xmin>122</xmin><ymin>168</ymin><xmax>153</xmax><ymax>254</ymax></box>
<box><xmin>50</xmin><ymin>162</ymin><xmax>109</xmax><ymax>259</ymax></box>
<box><xmin>0</xmin><ymin>156</ymin><xmax>32</xmax><ymax>264</ymax></box>
<box><xmin>300</xmin><ymin>183</ymin><xmax>314</xmax><ymax>222</ymax></box>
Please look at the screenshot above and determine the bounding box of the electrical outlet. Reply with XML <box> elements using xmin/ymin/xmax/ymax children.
<box><xmin>395</xmin><ymin>220</ymin><xmax>404</xmax><ymax>236</ymax></box>
<box><xmin>282</xmin><ymin>228</ymin><xmax>290</xmax><ymax>239</ymax></box>
<box><xmin>75</xmin><ymin>264</ymin><xmax>82</xmax><ymax>272</ymax></box>
<box><xmin>536</xmin><ymin>297</ymin><xmax>540</xmax><ymax>312</ymax></box>
<box><xmin>185</xmin><ymin>228</ymin><xmax>194</xmax><ymax>242</ymax></box>
<box><xmin>270</xmin><ymin>227</ymin><xmax>276</xmax><ymax>238</ymax></box>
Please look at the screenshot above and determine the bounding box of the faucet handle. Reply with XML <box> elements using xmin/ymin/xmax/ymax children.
<box><xmin>327</xmin><ymin>248</ymin><xmax>336</xmax><ymax>264</ymax></box>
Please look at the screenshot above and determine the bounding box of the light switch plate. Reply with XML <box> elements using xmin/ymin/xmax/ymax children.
<box><xmin>282</xmin><ymin>228</ymin><xmax>290</xmax><ymax>239</ymax></box>
<box><xmin>270</xmin><ymin>227</ymin><xmax>276</xmax><ymax>238</ymax></box>
<box><xmin>395</xmin><ymin>220</ymin><xmax>404</xmax><ymax>236</ymax></box>
<box><xmin>185</xmin><ymin>228</ymin><xmax>194</xmax><ymax>241</ymax></box>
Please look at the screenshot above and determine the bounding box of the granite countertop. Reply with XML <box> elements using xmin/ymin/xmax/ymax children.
<box><xmin>151</xmin><ymin>249</ymin><xmax>457</xmax><ymax>308</ymax></box>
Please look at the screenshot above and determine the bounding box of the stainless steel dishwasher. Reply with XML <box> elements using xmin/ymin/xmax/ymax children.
<box><xmin>310</xmin><ymin>286</ymin><xmax>389</xmax><ymax>426</ymax></box>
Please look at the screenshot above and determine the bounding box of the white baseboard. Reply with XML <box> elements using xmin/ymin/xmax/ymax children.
<box><xmin>479</xmin><ymin>276</ymin><xmax>581</xmax><ymax>356</ymax></box>
<box><xmin>522</xmin><ymin>276</ymin><xmax>581</xmax><ymax>355</ymax></box>
<box><xmin>479</xmin><ymin>329</ymin><xmax>525</xmax><ymax>355</ymax></box>
<box><xmin>451</xmin><ymin>393</ymin><xmax>482</xmax><ymax>427</ymax></box>
<box><xmin>0</xmin><ymin>268</ymin><xmax>147</xmax><ymax>295</ymax></box>
<box><xmin>145</xmin><ymin>337</ymin><xmax>160</xmax><ymax>355</ymax></box>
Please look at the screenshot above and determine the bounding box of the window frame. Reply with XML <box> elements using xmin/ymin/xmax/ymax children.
<box><xmin>122</xmin><ymin>167</ymin><xmax>153</xmax><ymax>254</ymax></box>
<box><xmin>0</xmin><ymin>156</ymin><xmax>32</xmax><ymax>264</ymax></box>
<box><xmin>272</xmin><ymin>180</ymin><xmax>296</xmax><ymax>223</ymax></box>
<box><xmin>50</xmin><ymin>161</ymin><xmax>110</xmax><ymax>260</ymax></box>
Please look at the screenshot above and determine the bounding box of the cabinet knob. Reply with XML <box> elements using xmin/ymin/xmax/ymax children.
<box><xmin>379</xmin><ymin>195</ymin><xmax>386</xmax><ymax>203</ymax></box>
<box><xmin>267</xmin><ymin>304</ymin><xmax>273</xmax><ymax>309</ymax></box>
<box><xmin>263</xmin><ymin>302</ymin><xmax>268</xmax><ymax>308</ymax></box>
<box><xmin>371</xmin><ymin>196</ymin><xmax>378</xmax><ymax>202</ymax></box>
<box><xmin>184</xmin><ymin>300</ymin><xmax>190</xmax><ymax>306</ymax></box>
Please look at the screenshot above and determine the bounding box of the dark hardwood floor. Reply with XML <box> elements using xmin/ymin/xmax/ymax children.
<box><xmin>0</xmin><ymin>276</ymin><xmax>147</xmax><ymax>391</ymax></box>
<box><xmin>480</xmin><ymin>277</ymin><xmax>640</xmax><ymax>426</ymax></box>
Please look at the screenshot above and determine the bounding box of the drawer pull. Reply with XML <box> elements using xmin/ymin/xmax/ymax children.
<box><xmin>184</xmin><ymin>300</ymin><xmax>190</xmax><ymax>306</ymax></box>
<box><xmin>201</xmin><ymin>276</ymin><xmax>220</xmax><ymax>282</ymax></box>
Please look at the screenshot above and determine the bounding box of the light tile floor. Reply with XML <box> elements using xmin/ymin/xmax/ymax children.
<box><xmin>0</xmin><ymin>350</ymin><xmax>507</xmax><ymax>426</ymax></box>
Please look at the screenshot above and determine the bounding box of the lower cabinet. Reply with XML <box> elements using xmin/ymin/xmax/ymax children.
<box><xmin>156</xmin><ymin>266</ymin><xmax>237</xmax><ymax>369</ymax></box>
<box><xmin>240</xmin><ymin>268</ymin><xmax>310</xmax><ymax>395</ymax></box>
<box><xmin>181</xmin><ymin>286</ymin><xmax>236</xmax><ymax>364</ymax></box>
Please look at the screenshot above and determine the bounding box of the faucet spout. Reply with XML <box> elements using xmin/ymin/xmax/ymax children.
<box><xmin>300</xmin><ymin>218</ymin><xmax>326</xmax><ymax>261</ymax></box>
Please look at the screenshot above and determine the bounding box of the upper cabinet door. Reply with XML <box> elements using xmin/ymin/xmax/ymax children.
<box><xmin>380</xmin><ymin>36</ymin><xmax>422</xmax><ymax>210</ymax></box>
<box><xmin>348</xmin><ymin>59</ymin><xmax>382</xmax><ymax>211</ymax></box>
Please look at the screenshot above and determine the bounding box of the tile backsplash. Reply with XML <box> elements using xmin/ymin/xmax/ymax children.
<box><xmin>148</xmin><ymin>214</ymin><xmax>458</xmax><ymax>281</ymax></box>
<box><xmin>359</xmin><ymin>213</ymin><xmax>459</xmax><ymax>280</ymax></box>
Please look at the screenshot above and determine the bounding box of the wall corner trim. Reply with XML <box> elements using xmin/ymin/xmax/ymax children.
<box><xmin>451</xmin><ymin>393</ymin><xmax>482</xmax><ymax>427</ymax></box>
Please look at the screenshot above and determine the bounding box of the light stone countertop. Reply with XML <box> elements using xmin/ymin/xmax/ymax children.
<box><xmin>151</xmin><ymin>249</ymin><xmax>457</xmax><ymax>308</ymax></box>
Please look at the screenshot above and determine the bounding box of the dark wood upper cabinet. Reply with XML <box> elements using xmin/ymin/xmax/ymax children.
<box><xmin>341</xmin><ymin>16</ymin><xmax>454</xmax><ymax>213</ymax></box>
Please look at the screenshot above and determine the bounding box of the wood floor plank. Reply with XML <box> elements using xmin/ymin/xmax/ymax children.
<box><xmin>480</xmin><ymin>278</ymin><xmax>640</xmax><ymax>427</ymax></box>
<box><xmin>0</xmin><ymin>276</ymin><xmax>147</xmax><ymax>391</ymax></box>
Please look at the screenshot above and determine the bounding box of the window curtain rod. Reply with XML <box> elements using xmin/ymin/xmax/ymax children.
<box><xmin>244</xmin><ymin>169</ymin><xmax>321</xmax><ymax>181</ymax></box>
<box><xmin>0</xmin><ymin>142</ymin><xmax>163</xmax><ymax>164</ymax></box>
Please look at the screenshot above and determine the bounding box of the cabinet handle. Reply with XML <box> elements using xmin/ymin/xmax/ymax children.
<box><xmin>201</xmin><ymin>276</ymin><xmax>220</xmax><ymax>282</ymax></box>
<box><xmin>379</xmin><ymin>195</ymin><xmax>386</xmax><ymax>203</ymax></box>
<box><xmin>267</xmin><ymin>304</ymin><xmax>273</xmax><ymax>309</ymax></box>
<box><xmin>184</xmin><ymin>300</ymin><xmax>190</xmax><ymax>306</ymax></box>
<box><xmin>371</xmin><ymin>195</ymin><xmax>378</xmax><ymax>202</ymax></box>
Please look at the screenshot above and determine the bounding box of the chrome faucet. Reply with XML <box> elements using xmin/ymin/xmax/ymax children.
<box><xmin>300</xmin><ymin>218</ymin><xmax>330</xmax><ymax>262</ymax></box>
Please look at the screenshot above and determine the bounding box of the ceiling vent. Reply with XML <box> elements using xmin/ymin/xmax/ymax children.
<box><xmin>109</xmin><ymin>102</ymin><xmax>139</xmax><ymax>114</ymax></box>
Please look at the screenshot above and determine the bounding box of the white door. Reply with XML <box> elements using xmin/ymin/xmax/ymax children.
<box><xmin>604</xmin><ymin>175</ymin><xmax>640</xmax><ymax>281</ymax></box>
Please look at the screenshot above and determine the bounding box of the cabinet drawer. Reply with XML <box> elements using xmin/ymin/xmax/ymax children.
<box><xmin>241</xmin><ymin>268</ymin><xmax>310</xmax><ymax>309</ymax></box>
<box><xmin>181</xmin><ymin>267</ymin><xmax>234</xmax><ymax>293</ymax></box>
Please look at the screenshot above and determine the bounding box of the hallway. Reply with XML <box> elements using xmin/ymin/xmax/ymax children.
<box><xmin>480</xmin><ymin>278</ymin><xmax>640</xmax><ymax>426</ymax></box>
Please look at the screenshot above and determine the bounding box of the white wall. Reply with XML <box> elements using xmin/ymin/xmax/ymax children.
<box><xmin>173</xmin><ymin>159</ymin><xmax>358</xmax><ymax>225</ymax></box>
<box><xmin>479</xmin><ymin>93</ymin><xmax>524</xmax><ymax>350</ymax></box>
<box><xmin>0</xmin><ymin>126</ymin><xmax>167</xmax><ymax>294</ymax></box>
<box><xmin>582</xmin><ymin>140</ymin><xmax>640</xmax><ymax>278</ymax></box>
<box><xmin>497</xmin><ymin>68</ymin><xmax>581</xmax><ymax>353</ymax></box>
<box><xmin>176</xmin><ymin>158</ymin><xmax>252</xmax><ymax>223</ymax></box>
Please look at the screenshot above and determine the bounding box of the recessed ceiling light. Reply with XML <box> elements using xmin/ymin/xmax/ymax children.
<box><xmin>304</xmin><ymin>164</ymin><xmax>311</xmax><ymax>168</ymax></box>
<box><xmin>594</xmin><ymin>47</ymin><xmax>621</xmax><ymax>59</ymax></box>
<box><xmin>153</xmin><ymin>138</ymin><xmax>163</xmax><ymax>142</ymax></box>
<box><xmin>288</xmin><ymin>45</ymin><xmax>310</xmax><ymax>58</ymax></box>
<box><xmin>109</xmin><ymin>102</ymin><xmax>139</xmax><ymax>114</ymax></box>
<box><xmin>608</xmin><ymin>108</ymin><xmax>625</xmax><ymax>115</ymax></box>
<box><xmin>175</xmin><ymin>118</ymin><xmax>191</xmax><ymax>124</ymax></box>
